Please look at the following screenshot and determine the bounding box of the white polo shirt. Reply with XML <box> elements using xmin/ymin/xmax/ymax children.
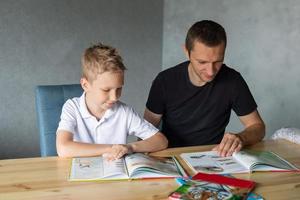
<box><xmin>57</xmin><ymin>93</ymin><xmax>158</xmax><ymax>144</ymax></box>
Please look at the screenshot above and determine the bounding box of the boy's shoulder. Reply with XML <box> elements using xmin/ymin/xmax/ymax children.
<box><xmin>63</xmin><ymin>94</ymin><xmax>82</xmax><ymax>107</ymax></box>
<box><xmin>112</xmin><ymin>101</ymin><xmax>143</xmax><ymax>119</ymax></box>
<box><xmin>114</xmin><ymin>101</ymin><xmax>134</xmax><ymax>113</ymax></box>
<box><xmin>61</xmin><ymin>93</ymin><xmax>83</xmax><ymax>115</ymax></box>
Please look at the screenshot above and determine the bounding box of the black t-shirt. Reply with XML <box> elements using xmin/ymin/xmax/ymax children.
<box><xmin>146</xmin><ymin>61</ymin><xmax>257</xmax><ymax>147</ymax></box>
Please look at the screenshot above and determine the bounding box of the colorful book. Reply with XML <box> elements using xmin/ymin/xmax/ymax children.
<box><xmin>180</xmin><ymin>150</ymin><xmax>299</xmax><ymax>174</ymax></box>
<box><xmin>69</xmin><ymin>153</ymin><xmax>187</xmax><ymax>181</ymax></box>
<box><xmin>169</xmin><ymin>172</ymin><xmax>256</xmax><ymax>200</ymax></box>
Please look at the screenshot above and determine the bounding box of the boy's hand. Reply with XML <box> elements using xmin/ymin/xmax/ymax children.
<box><xmin>212</xmin><ymin>132</ymin><xmax>243</xmax><ymax>157</ymax></box>
<box><xmin>103</xmin><ymin>144</ymin><xmax>133</xmax><ymax>161</ymax></box>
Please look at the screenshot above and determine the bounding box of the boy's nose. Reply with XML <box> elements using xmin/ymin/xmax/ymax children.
<box><xmin>109</xmin><ymin>91</ymin><xmax>118</xmax><ymax>102</ymax></box>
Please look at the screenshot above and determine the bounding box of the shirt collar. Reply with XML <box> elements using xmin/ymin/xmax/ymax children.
<box><xmin>79</xmin><ymin>92</ymin><xmax>117</xmax><ymax>120</ymax></box>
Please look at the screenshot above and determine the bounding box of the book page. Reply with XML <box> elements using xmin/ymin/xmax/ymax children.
<box><xmin>180</xmin><ymin>151</ymin><xmax>248</xmax><ymax>174</ymax></box>
<box><xmin>102</xmin><ymin>158</ymin><xmax>128</xmax><ymax>179</ymax></box>
<box><xmin>124</xmin><ymin>153</ymin><xmax>182</xmax><ymax>178</ymax></box>
<box><xmin>70</xmin><ymin>157</ymin><xmax>104</xmax><ymax>180</ymax></box>
<box><xmin>69</xmin><ymin>156</ymin><xmax>128</xmax><ymax>181</ymax></box>
<box><xmin>233</xmin><ymin>151</ymin><xmax>261</xmax><ymax>171</ymax></box>
<box><xmin>234</xmin><ymin>150</ymin><xmax>298</xmax><ymax>171</ymax></box>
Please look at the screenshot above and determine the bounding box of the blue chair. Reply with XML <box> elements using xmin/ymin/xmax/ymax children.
<box><xmin>35</xmin><ymin>84</ymin><xmax>83</xmax><ymax>156</ymax></box>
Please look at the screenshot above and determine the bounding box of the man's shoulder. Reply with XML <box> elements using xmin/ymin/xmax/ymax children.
<box><xmin>160</xmin><ymin>61</ymin><xmax>188</xmax><ymax>75</ymax></box>
<box><xmin>217</xmin><ymin>64</ymin><xmax>242</xmax><ymax>80</ymax></box>
<box><xmin>221</xmin><ymin>64</ymin><xmax>239</xmax><ymax>74</ymax></box>
<box><xmin>156</xmin><ymin>61</ymin><xmax>188</xmax><ymax>82</ymax></box>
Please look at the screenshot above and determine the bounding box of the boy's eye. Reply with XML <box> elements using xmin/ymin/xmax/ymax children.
<box><xmin>101</xmin><ymin>89</ymin><xmax>110</xmax><ymax>92</ymax></box>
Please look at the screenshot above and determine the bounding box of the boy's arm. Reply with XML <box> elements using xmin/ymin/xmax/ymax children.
<box><xmin>129</xmin><ymin>132</ymin><xmax>168</xmax><ymax>153</ymax></box>
<box><xmin>102</xmin><ymin>115</ymin><xmax>168</xmax><ymax>161</ymax></box>
<box><xmin>144</xmin><ymin>108</ymin><xmax>162</xmax><ymax>128</ymax></box>
<box><xmin>56</xmin><ymin>130</ymin><xmax>113</xmax><ymax>158</ymax></box>
<box><xmin>99</xmin><ymin>132</ymin><xmax>168</xmax><ymax>161</ymax></box>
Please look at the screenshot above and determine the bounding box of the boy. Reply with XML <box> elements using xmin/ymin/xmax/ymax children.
<box><xmin>56</xmin><ymin>43</ymin><xmax>168</xmax><ymax>160</ymax></box>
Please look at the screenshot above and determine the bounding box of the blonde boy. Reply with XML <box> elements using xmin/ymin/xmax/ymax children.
<box><xmin>56</xmin><ymin>43</ymin><xmax>168</xmax><ymax>160</ymax></box>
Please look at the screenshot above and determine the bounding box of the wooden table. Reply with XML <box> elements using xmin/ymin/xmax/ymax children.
<box><xmin>0</xmin><ymin>139</ymin><xmax>300</xmax><ymax>200</ymax></box>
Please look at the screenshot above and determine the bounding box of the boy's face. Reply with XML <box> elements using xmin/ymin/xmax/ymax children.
<box><xmin>81</xmin><ymin>71</ymin><xmax>124</xmax><ymax>113</ymax></box>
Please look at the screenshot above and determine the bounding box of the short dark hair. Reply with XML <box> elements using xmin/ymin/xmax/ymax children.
<box><xmin>185</xmin><ymin>20</ymin><xmax>227</xmax><ymax>53</ymax></box>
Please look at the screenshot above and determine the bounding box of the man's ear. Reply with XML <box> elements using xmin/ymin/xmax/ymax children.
<box><xmin>80</xmin><ymin>77</ymin><xmax>90</xmax><ymax>91</ymax></box>
<box><xmin>182</xmin><ymin>44</ymin><xmax>190</xmax><ymax>59</ymax></box>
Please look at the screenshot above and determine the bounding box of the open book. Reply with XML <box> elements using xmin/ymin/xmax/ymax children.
<box><xmin>180</xmin><ymin>150</ymin><xmax>299</xmax><ymax>174</ymax></box>
<box><xmin>169</xmin><ymin>172</ymin><xmax>256</xmax><ymax>200</ymax></box>
<box><xmin>69</xmin><ymin>153</ymin><xmax>187</xmax><ymax>181</ymax></box>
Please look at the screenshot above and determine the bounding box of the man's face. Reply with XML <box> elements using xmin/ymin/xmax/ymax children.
<box><xmin>81</xmin><ymin>71</ymin><xmax>124</xmax><ymax>113</ymax></box>
<box><xmin>186</xmin><ymin>41</ymin><xmax>225</xmax><ymax>86</ymax></box>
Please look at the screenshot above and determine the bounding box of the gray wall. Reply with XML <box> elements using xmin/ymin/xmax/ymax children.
<box><xmin>0</xmin><ymin>0</ymin><xmax>163</xmax><ymax>159</ymax></box>
<box><xmin>2</xmin><ymin>0</ymin><xmax>300</xmax><ymax>159</ymax></box>
<box><xmin>163</xmin><ymin>0</ymin><xmax>300</xmax><ymax>138</ymax></box>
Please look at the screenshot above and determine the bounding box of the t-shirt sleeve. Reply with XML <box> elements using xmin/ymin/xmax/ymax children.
<box><xmin>126</xmin><ymin>106</ymin><xmax>159</xmax><ymax>140</ymax></box>
<box><xmin>146</xmin><ymin>74</ymin><xmax>165</xmax><ymax>114</ymax></box>
<box><xmin>232</xmin><ymin>74</ymin><xmax>257</xmax><ymax>116</ymax></box>
<box><xmin>57</xmin><ymin>99</ymin><xmax>77</xmax><ymax>134</ymax></box>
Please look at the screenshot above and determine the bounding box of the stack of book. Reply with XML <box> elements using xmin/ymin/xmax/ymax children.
<box><xmin>168</xmin><ymin>172</ymin><xmax>258</xmax><ymax>200</ymax></box>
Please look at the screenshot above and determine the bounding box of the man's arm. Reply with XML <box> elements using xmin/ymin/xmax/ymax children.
<box><xmin>144</xmin><ymin>108</ymin><xmax>162</xmax><ymax>128</ymax></box>
<box><xmin>213</xmin><ymin>110</ymin><xmax>265</xmax><ymax>157</ymax></box>
<box><xmin>236</xmin><ymin>110</ymin><xmax>265</xmax><ymax>145</ymax></box>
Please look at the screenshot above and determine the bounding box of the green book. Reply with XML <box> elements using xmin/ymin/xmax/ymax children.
<box><xmin>69</xmin><ymin>153</ymin><xmax>187</xmax><ymax>181</ymax></box>
<box><xmin>180</xmin><ymin>150</ymin><xmax>299</xmax><ymax>174</ymax></box>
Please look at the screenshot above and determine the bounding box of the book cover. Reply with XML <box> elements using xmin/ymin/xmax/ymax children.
<box><xmin>69</xmin><ymin>153</ymin><xmax>187</xmax><ymax>181</ymax></box>
<box><xmin>180</xmin><ymin>150</ymin><xmax>298</xmax><ymax>174</ymax></box>
<box><xmin>169</xmin><ymin>172</ymin><xmax>255</xmax><ymax>200</ymax></box>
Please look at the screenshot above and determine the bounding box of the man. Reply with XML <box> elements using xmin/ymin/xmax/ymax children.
<box><xmin>144</xmin><ymin>20</ymin><xmax>265</xmax><ymax>157</ymax></box>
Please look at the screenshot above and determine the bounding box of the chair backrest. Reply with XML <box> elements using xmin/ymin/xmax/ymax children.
<box><xmin>35</xmin><ymin>84</ymin><xmax>83</xmax><ymax>156</ymax></box>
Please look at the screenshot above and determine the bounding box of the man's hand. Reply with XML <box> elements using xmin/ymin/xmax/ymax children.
<box><xmin>212</xmin><ymin>133</ymin><xmax>243</xmax><ymax>157</ymax></box>
<box><xmin>103</xmin><ymin>144</ymin><xmax>133</xmax><ymax>161</ymax></box>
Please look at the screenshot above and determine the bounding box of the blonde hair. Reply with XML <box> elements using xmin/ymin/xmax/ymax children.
<box><xmin>81</xmin><ymin>43</ymin><xmax>126</xmax><ymax>82</ymax></box>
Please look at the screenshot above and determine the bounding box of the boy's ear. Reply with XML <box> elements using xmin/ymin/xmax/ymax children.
<box><xmin>182</xmin><ymin>44</ymin><xmax>190</xmax><ymax>59</ymax></box>
<box><xmin>80</xmin><ymin>77</ymin><xmax>89</xmax><ymax>91</ymax></box>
